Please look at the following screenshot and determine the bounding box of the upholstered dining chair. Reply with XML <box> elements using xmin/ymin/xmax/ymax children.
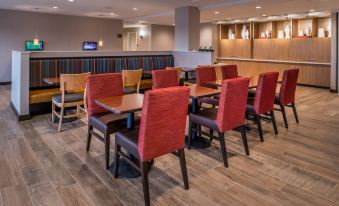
<box><xmin>166</xmin><ymin>66</ymin><xmax>182</xmax><ymax>82</ymax></box>
<box><xmin>122</xmin><ymin>69</ymin><xmax>143</xmax><ymax>94</ymax></box>
<box><xmin>196</xmin><ymin>66</ymin><xmax>217</xmax><ymax>88</ymax></box>
<box><xmin>114</xmin><ymin>86</ymin><xmax>190</xmax><ymax>206</ymax></box>
<box><xmin>85</xmin><ymin>73</ymin><xmax>128</xmax><ymax>169</ymax></box>
<box><xmin>152</xmin><ymin>69</ymin><xmax>179</xmax><ymax>89</ymax></box>
<box><xmin>246</xmin><ymin>72</ymin><xmax>279</xmax><ymax>142</ymax></box>
<box><xmin>221</xmin><ymin>65</ymin><xmax>238</xmax><ymax>79</ymax></box>
<box><xmin>188</xmin><ymin>77</ymin><xmax>250</xmax><ymax>167</ymax></box>
<box><xmin>52</xmin><ymin>72</ymin><xmax>89</xmax><ymax>132</ymax></box>
<box><xmin>275</xmin><ymin>69</ymin><xmax>300</xmax><ymax>128</ymax></box>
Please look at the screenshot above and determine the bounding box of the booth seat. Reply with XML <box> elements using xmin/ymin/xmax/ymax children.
<box><xmin>29</xmin><ymin>88</ymin><xmax>61</xmax><ymax>104</ymax></box>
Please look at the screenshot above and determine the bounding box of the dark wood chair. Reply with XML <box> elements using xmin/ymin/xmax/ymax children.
<box><xmin>275</xmin><ymin>69</ymin><xmax>300</xmax><ymax>128</ymax></box>
<box><xmin>113</xmin><ymin>86</ymin><xmax>190</xmax><ymax>206</ymax></box>
<box><xmin>188</xmin><ymin>77</ymin><xmax>251</xmax><ymax>167</ymax></box>
<box><xmin>246</xmin><ymin>72</ymin><xmax>279</xmax><ymax>142</ymax></box>
<box><xmin>85</xmin><ymin>73</ymin><xmax>128</xmax><ymax>169</ymax></box>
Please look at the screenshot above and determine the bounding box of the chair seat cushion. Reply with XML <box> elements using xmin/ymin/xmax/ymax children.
<box><xmin>274</xmin><ymin>94</ymin><xmax>281</xmax><ymax>104</ymax></box>
<box><xmin>124</xmin><ymin>87</ymin><xmax>137</xmax><ymax>94</ymax></box>
<box><xmin>200</xmin><ymin>97</ymin><xmax>219</xmax><ymax>106</ymax></box>
<box><xmin>248</xmin><ymin>89</ymin><xmax>256</xmax><ymax>97</ymax></box>
<box><xmin>115</xmin><ymin>128</ymin><xmax>140</xmax><ymax>159</ymax></box>
<box><xmin>52</xmin><ymin>93</ymin><xmax>83</xmax><ymax>103</ymax></box>
<box><xmin>189</xmin><ymin>108</ymin><xmax>219</xmax><ymax>130</ymax></box>
<box><xmin>246</xmin><ymin>98</ymin><xmax>256</xmax><ymax>114</ymax></box>
<box><xmin>89</xmin><ymin>112</ymin><xmax>128</xmax><ymax>133</ymax></box>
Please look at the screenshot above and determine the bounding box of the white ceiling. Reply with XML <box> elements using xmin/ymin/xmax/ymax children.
<box><xmin>0</xmin><ymin>0</ymin><xmax>338</xmax><ymax>26</ymax></box>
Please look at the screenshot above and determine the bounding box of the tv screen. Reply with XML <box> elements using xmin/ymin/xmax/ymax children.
<box><xmin>83</xmin><ymin>42</ymin><xmax>97</xmax><ymax>51</ymax></box>
<box><xmin>25</xmin><ymin>40</ymin><xmax>44</xmax><ymax>51</ymax></box>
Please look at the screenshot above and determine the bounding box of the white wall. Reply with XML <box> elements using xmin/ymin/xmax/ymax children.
<box><xmin>200</xmin><ymin>23</ymin><xmax>213</xmax><ymax>48</ymax></box>
<box><xmin>0</xmin><ymin>9</ymin><xmax>123</xmax><ymax>83</ymax></box>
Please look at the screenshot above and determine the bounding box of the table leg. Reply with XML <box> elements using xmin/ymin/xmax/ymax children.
<box><xmin>185</xmin><ymin>98</ymin><xmax>211</xmax><ymax>149</ymax></box>
<box><xmin>127</xmin><ymin>112</ymin><xmax>135</xmax><ymax>130</ymax></box>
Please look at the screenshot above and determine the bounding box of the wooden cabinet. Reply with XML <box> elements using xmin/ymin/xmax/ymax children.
<box><xmin>220</xmin><ymin>39</ymin><xmax>251</xmax><ymax>58</ymax></box>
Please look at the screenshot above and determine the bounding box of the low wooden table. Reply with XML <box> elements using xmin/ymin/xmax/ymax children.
<box><xmin>188</xmin><ymin>85</ymin><xmax>220</xmax><ymax>148</ymax></box>
<box><xmin>95</xmin><ymin>93</ymin><xmax>144</xmax><ymax>178</ymax></box>
<box><xmin>43</xmin><ymin>77</ymin><xmax>60</xmax><ymax>86</ymax></box>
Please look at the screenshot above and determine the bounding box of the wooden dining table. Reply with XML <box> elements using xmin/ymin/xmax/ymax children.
<box><xmin>43</xmin><ymin>77</ymin><xmax>60</xmax><ymax>86</ymax></box>
<box><xmin>204</xmin><ymin>76</ymin><xmax>256</xmax><ymax>89</ymax></box>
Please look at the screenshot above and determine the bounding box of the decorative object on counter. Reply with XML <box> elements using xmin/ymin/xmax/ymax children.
<box><xmin>228</xmin><ymin>29</ymin><xmax>235</xmax><ymax>39</ymax></box>
<box><xmin>318</xmin><ymin>28</ymin><xmax>325</xmax><ymax>38</ymax></box>
<box><xmin>265</xmin><ymin>29</ymin><xmax>271</xmax><ymax>38</ymax></box>
<box><xmin>298</xmin><ymin>30</ymin><xmax>304</xmax><ymax>37</ymax></box>
<box><xmin>198</xmin><ymin>46</ymin><xmax>214</xmax><ymax>52</ymax></box>
<box><xmin>261</xmin><ymin>32</ymin><xmax>266</xmax><ymax>38</ymax></box>
<box><xmin>278</xmin><ymin>30</ymin><xmax>284</xmax><ymax>39</ymax></box>
<box><xmin>284</xmin><ymin>25</ymin><xmax>291</xmax><ymax>38</ymax></box>
<box><xmin>327</xmin><ymin>23</ymin><xmax>331</xmax><ymax>37</ymax></box>
<box><xmin>305</xmin><ymin>27</ymin><xmax>311</xmax><ymax>37</ymax></box>
<box><xmin>241</xmin><ymin>25</ymin><xmax>249</xmax><ymax>39</ymax></box>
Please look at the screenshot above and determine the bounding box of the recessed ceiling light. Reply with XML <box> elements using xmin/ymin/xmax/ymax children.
<box><xmin>110</xmin><ymin>12</ymin><xmax>116</xmax><ymax>16</ymax></box>
<box><xmin>309</xmin><ymin>9</ymin><xmax>315</xmax><ymax>12</ymax></box>
<box><xmin>133</xmin><ymin>8</ymin><xmax>138</xmax><ymax>11</ymax></box>
<box><xmin>52</xmin><ymin>6</ymin><xmax>58</xmax><ymax>9</ymax></box>
<box><xmin>68</xmin><ymin>0</ymin><xmax>74</xmax><ymax>2</ymax></box>
<box><xmin>173</xmin><ymin>24</ymin><xmax>175</xmax><ymax>26</ymax></box>
<box><xmin>214</xmin><ymin>11</ymin><xmax>220</xmax><ymax>15</ymax></box>
<box><xmin>262</xmin><ymin>14</ymin><xmax>267</xmax><ymax>17</ymax></box>
<box><xmin>256</xmin><ymin>6</ymin><xmax>262</xmax><ymax>9</ymax></box>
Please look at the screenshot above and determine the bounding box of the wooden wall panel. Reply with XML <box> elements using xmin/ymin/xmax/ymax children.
<box><xmin>217</xmin><ymin>59</ymin><xmax>330</xmax><ymax>87</ymax></box>
<box><xmin>220</xmin><ymin>39</ymin><xmax>251</xmax><ymax>58</ymax></box>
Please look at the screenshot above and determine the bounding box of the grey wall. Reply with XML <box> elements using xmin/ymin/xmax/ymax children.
<box><xmin>151</xmin><ymin>25</ymin><xmax>174</xmax><ymax>51</ymax></box>
<box><xmin>0</xmin><ymin>9</ymin><xmax>123</xmax><ymax>82</ymax></box>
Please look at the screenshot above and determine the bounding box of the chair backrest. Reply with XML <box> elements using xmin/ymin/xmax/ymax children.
<box><xmin>121</xmin><ymin>69</ymin><xmax>143</xmax><ymax>86</ymax></box>
<box><xmin>152</xmin><ymin>70</ymin><xmax>179</xmax><ymax>89</ymax></box>
<box><xmin>60</xmin><ymin>73</ymin><xmax>89</xmax><ymax>93</ymax></box>
<box><xmin>138</xmin><ymin>86</ymin><xmax>190</xmax><ymax>161</ymax></box>
<box><xmin>279</xmin><ymin>69</ymin><xmax>299</xmax><ymax>105</ymax></box>
<box><xmin>254</xmin><ymin>72</ymin><xmax>279</xmax><ymax>114</ymax></box>
<box><xmin>196</xmin><ymin>67</ymin><xmax>216</xmax><ymax>87</ymax></box>
<box><xmin>166</xmin><ymin>67</ymin><xmax>181</xmax><ymax>79</ymax></box>
<box><xmin>221</xmin><ymin>65</ymin><xmax>238</xmax><ymax>80</ymax></box>
<box><xmin>85</xmin><ymin>73</ymin><xmax>124</xmax><ymax>117</ymax></box>
<box><xmin>217</xmin><ymin>77</ymin><xmax>250</xmax><ymax>132</ymax></box>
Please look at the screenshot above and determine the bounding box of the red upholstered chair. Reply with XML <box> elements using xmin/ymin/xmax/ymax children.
<box><xmin>275</xmin><ymin>69</ymin><xmax>300</xmax><ymax>128</ymax></box>
<box><xmin>188</xmin><ymin>77</ymin><xmax>250</xmax><ymax>167</ymax></box>
<box><xmin>114</xmin><ymin>87</ymin><xmax>190</xmax><ymax>206</ymax></box>
<box><xmin>246</xmin><ymin>72</ymin><xmax>279</xmax><ymax>142</ymax></box>
<box><xmin>221</xmin><ymin>65</ymin><xmax>238</xmax><ymax>79</ymax></box>
<box><xmin>85</xmin><ymin>73</ymin><xmax>128</xmax><ymax>169</ymax></box>
<box><xmin>152</xmin><ymin>70</ymin><xmax>179</xmax><ymax>89</ymax></box>
<box><xmin>196</xmin><ymin>66</ymin><xmax>217</xmax><ymax>88</ymax></box>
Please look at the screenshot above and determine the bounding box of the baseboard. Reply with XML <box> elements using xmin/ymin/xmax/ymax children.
<box><xmin>330</xmin><ymin>89</ymin><xmax>338</xmax><ymax>93</ymax></box>
<box><xmin>296</xmin><ymin>83</ymin><xmax>330</xmax><ymax>90</ymax></box>
<box><xmin>10</xmin><ymin>101</ymin><xmax>30</xmax><ymax>121</ymax></box>
<box><xmin>0</xmin><ymin>81</ymin><xmax>11</xmax><ymax>85</ymax></box>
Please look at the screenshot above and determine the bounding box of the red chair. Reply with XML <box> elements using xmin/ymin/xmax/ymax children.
<box><xmin>221</xmin><ymin>65</ymin><xmax>238</xmax><ymax>79</ymax></box>
<box><xmin>188</xmin><ymin>77</ymin><xmax>250</xmax><ymax>167</ymax></box>
<box><xmin>246</xmin><ymin>72</ymin><xmax>279</xmax><ymax>142</ymax></box>
<box><xmin>85</xmin><ymin>73</ymin><xmax>128</xmax><ymax>169</ymax></box>
<box><xmin>113</xmin><ymin>87</ymin><xmax>190</xmax><ymax>206</ymax></box>
<box><xmin>196</xmin><ymin>66</ymin><xmax>217</xmax><ymax>88</ymax></box>
<box><xmin>275</xmin><ymin>69</ymin><xmax>300</xmax><ymax>128</ymax></box>
<box><xmin>152</xmin><ymin>70</ymin><xmax>179</xmax><ymax>89</ymax></box>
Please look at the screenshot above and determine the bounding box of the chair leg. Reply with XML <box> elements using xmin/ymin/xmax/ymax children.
<box><xmin>104</xmin><ymin>132</ymin><xmax>110</xmax><ymax>169</ymax></box>
<box><xmin>51</xmin><ymin>102</ymin><xmax>55</xmax><ymax>123</ymax></box>
<box><xmin>240</xmin><ymin>126</ymin><xmax>249</xmax><ymax>156</ymax></box>
<box><xmin>178</xmin><ymin>149</ymin><xmax>189</xmax><ymax>190</ymax></box>
<box><xmin>280</xmin><ymin>104</ymin><xmax>289</xmax><ymax>129</ymax></box>
<box><xmin>209</xmin><ymin>129</ymin><xmax>214</xmax><ymax>141</ymax></box>
<box><xmin>218</xmin><ymin>132</ymin><xmax>228</xmax><ymax>168</ymax></box>
<box><xmin>270</xmin><ymin>110</ymin><xmax>278</xmax><ymax>135</ymax></box>
<box><xmin>255</xmin><ymin>115</ymin><xmax>264</xmax><ymax>142</ymax></box>
<box><xmin>291</xmin><ymin>102</ymin><xmax>299</xmax><ymax>123</ymax></box>
<box><xmin>58</xmin><ymin>106</ymin><xmax>64</xmax><ymax>132</ymax></box>
<box><xmin>140</xmin><ymin>161</ymin><xmax>150</xmax><ymax>206</ymax></box>
<box><xmin>113</xmin><ymin>143</ymin><xmax>121</xmax><ymax>178</ymax></box>
<box><xmin>86</xmin><ymin>125</ymin><xmax>93</xmax><ymax>151</ymax></box>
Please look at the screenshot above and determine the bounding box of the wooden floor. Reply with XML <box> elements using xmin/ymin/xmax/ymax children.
<box><xmin>1</xmin><ymin>85</ymin><xmax>339</xmax><ymax>206</ymax></box>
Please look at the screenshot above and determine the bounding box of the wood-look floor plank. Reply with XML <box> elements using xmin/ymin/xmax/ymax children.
<box><xmin>1</xmin><ymin>185</ymin><xmax>33</xmax><ymax>206</ymax></box>
<box><xmin>56</xmin><ymin>184</ymin><xmax>94</xmax><ymax>206</ymax></box>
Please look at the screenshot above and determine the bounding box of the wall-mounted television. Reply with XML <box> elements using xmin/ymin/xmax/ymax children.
<box><xmin>83</xmin><ymin>42</ymin><xmax>97</xmax><ymax>51</ymax></box>
<box><xmin>25</xmin><ymin>40</ymin><xmax>44</xmax><ymax>51</ymax></box>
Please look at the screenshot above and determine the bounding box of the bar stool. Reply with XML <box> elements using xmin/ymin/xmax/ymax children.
<box><xmin>122</xmin><ymin>69</ymin><xmax>143</xmax><ymax>94</ymax></box>
<box><xmin>275</xmin><ymin>69</ymin><xmax>300</xmax><ymax>128</ymax></box>
<box><xmin>85</xmin><ymin>73</ymin><xmax>128</xmax><ymax>169</ymax></box>
<box><xmin>52</xmin><ymin>73</ymin><xmax>89</xmax><ymax>132</ymax></box>
<box><xmin>114</xmin><ymin>86</ymin><xmax>190</xmax><ymax>206</ymax></box>
<box><xmin>246</xmin><ymin>72</ymin><xmax>279</xmax><ymax>142</ymax></box>
<box><xmin>188</xmin><ymin>77</ymin><xmax>250</xmax><ymax>167</ymax></box>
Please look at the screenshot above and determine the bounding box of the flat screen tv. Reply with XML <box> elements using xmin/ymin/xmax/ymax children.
<box><xmin>25</xmin><ymin>40</ymin><xmax>44</xmax><ymax>51</ymax></box>
<box><xmin>83</xmin><ymin>42</ymin><xmax>97</xmax><ymax>51</ymax></box>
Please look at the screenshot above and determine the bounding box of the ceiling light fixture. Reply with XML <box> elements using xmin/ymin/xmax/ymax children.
<box><xmin>133</xmin><ymin>8</ymin><xmax>138</xmax><ymax>11</ymax></box>
<box><xmin>256</xmin><ymin>6</ymin><xmax>262</xmax><ymax>9</ymax></box>
<box><xmin>52</xmin><ymin>6</ymin><xmax>58</xmax><ymax>9</ymax></box>
<box><xmin>68</xmin><ymin>0</ymin><xmax>74</xmax><ymax>2</ymax></box>
<box><xmin>214</xmin><ymin>11</ymin><xmax>220</xmax><ymax>15</ymax></box>
<box><xmin>309</xmin><ymin>9</ymin><xmax>315</xmax><ymax>12</ymax></box>
<box><xmin>262</xmin><ymin>14</ymin><xmax>267</xmax><ymax>17</ymax></box>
